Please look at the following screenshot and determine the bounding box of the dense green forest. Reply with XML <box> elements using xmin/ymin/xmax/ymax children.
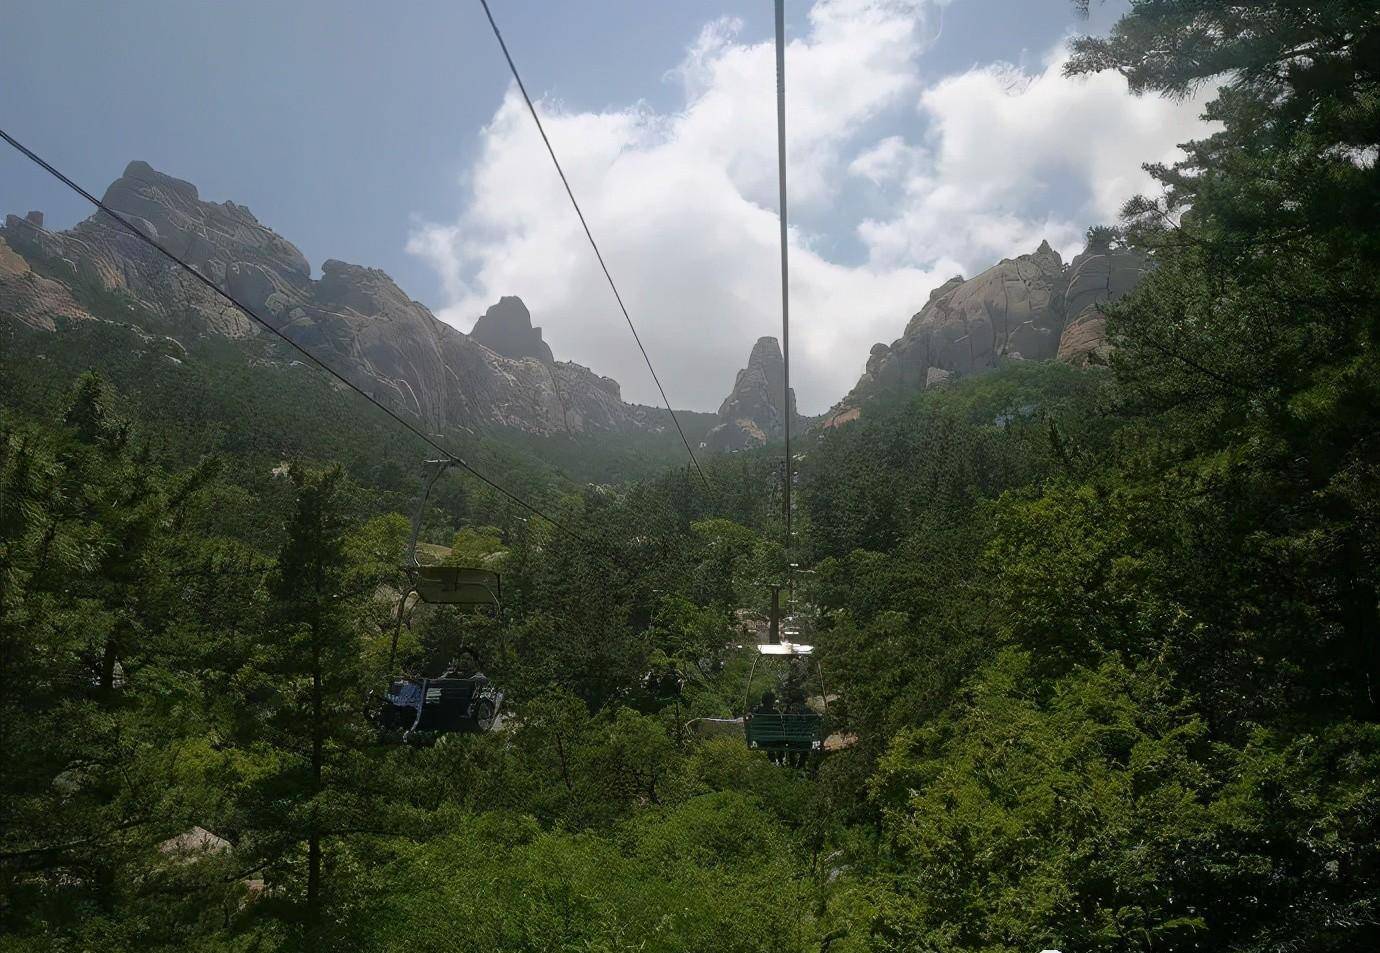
<box><xmin>4</xmin><ymin>2</ymin><xmax>1378</xmax><ymax>950</ymax></box>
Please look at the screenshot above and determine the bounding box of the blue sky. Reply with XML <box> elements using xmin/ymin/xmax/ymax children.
<box><xmin>2</xmin><ymin>0</ymin><xmax>1208</xmax><ymax>412</ymax></box>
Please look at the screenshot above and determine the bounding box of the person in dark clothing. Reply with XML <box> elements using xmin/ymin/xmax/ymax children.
<box><xmin>753</xmin><ymin>690</ymin><xmax>784</xmax><ymax>763</ymax></box>
<box><xmin>781</xmin><ymin>660</ymin><xmax>808</xmax><ymax>714</ymax></box>
<box><xmin>443</xmin><ymin>650</ymin><xmax>480</xmax><ymax>679</ymax></box>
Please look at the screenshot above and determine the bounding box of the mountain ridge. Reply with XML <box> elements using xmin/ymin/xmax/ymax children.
<box><xmin>3</xmin><ymin>160</ymin><xmax>1142</xmax><ymax>454</ymax></box>
<box><xmin>0</xmin><ymin>160</ymin><xmax>688</xmax><ymax>440</ymax></box>
<box><xmin>820</xmin><ymin>235</ymin><xmax>1144</xmax><ymax>428</ymax></box>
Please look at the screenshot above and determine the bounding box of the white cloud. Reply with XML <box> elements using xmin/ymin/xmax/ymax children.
<box><xmin>848</xmin><ymin>135</ymin><xmax>927</xmax><ymax>184</ymax></box>
<box><xmin>856</xmin><ymin>48</ymin><xmax>1214</xmax><ymax>274</ymax></box>
<box><xmin>409</xmin><ymin>0</ymin><xmax>1213</xmax><ymax>414</ymax></box>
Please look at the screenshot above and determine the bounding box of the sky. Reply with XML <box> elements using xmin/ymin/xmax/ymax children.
<box><xmin>1</xmin><ymin>0</ymin><xmax>1213</xmax><ymax>414</ymax></box>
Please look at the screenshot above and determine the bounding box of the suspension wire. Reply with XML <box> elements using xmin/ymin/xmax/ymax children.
<box><xmin>475</xmin><ymin>0</ymin><xmax>713</xmax><ymax>495</ymax></box>
<box><xmin>0</xmin><ymin>126</ymin><xmax>620</xmax><ymax>566</ymax></box>
<box><xmin>774</xmin><ymin>0</ymin><xmax>793</xmax><ymax>552</ymax></box>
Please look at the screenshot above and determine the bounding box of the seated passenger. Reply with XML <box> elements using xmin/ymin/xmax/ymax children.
<box><xmin>442</xmin><ymin>653</ymin><xmax>480</xmax><ymax>680</ymax></box>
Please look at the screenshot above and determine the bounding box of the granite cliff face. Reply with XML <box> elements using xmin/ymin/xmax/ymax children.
<box><xmin>0</xmin><ymin>227</ymin><xmax>94</xmax><ymax>332</ymax></box>
<box><xmin>0</xmin><ymin>161</ymin><xmax>672</xmax><ymax>437</ymax></box>
<box><xmin>701</xmin><ymin>336</ymin><xmax>804</xmax><ymax>452</ymax></box>
<box><xmin>1056</xmin><ymin>243</ymin><xmax>1146</xmax><ymax>368</ymax></box>
<box><xmin>822</xmin><ymin>238</ymin><xmax>1146</xmax><ymax>426</ymax></box>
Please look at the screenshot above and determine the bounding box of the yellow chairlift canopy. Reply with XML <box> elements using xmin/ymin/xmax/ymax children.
<box><xmin>414</xmin><ymin>566</ymin><xmax>501</xmax><ymax>606</ymax></box>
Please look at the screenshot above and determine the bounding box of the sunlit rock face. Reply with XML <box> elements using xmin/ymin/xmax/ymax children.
<box><xmin>1056</xmin><ymin>244</ymin><xmax>1147</xmax><ymax>368</ymax></box>
<box><xmin>0</xmin><ymin>161</ymin><xmax>670</xmax><ymax>437</ymax></box>
<box><xmin>701</xmin><ymin>336</ymin><xmax>805</xmax><ymax>452</ymax></box>
<box><xmin>822</xmin><ymin>238</ymin><xmax>1146</xmax><ymax>427</ymax></box>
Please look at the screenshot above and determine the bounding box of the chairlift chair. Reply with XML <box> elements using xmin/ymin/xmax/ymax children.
<box><xmin>388</xmin><ymin>459</ymin><xmax>504</xmax><ymax>663</ymax></box>
<box><xmin>376</xmin><ymin>672</ymin><xmax>503</xmax><ymax>741</ymax></box>
<box><xmin>377</xmin><ymin>458</ymin><xmax>508</xmax><ymax>740</ymax></box>
<box><xmin>743</xmin><ymin>640</ymin><xmax>826</xmax><ymax>763</ymax></box>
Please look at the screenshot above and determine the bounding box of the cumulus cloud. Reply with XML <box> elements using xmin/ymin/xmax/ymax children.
<box><xmin>848</xmin><ymin>135</ymin><xmax>928</xmax><ymax>184</ymax></box>
<box><xmin>856</xmin><ymin>49</ymin><xmax>1214</xmax><ymax>273</ymax></box>
<box><xmin>409</xmin><ymin>0</ymin><xmax>1213</xmax><ymax>414</ymax></box>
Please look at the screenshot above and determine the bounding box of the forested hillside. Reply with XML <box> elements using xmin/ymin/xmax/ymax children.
<box><xmin>3</xmin><ymin>2</ymin><xmax>1378</xmax><ymax>951</ymax></box>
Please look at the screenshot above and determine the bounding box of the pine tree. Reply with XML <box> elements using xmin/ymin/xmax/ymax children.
<box><xmin>234</xmin><ymin>464</ymin><xmax>369</xmax><ymax>950</ymax></box>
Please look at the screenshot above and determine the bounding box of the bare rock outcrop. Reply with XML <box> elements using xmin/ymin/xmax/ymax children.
<box><xmin>701</xmin><ymin>336</ymin><xmax>802</xmax><ymax>452</ymax></box>
<box><xmin>0</xmin><ymin>235</ymin><xmax>95</xmax><ymax>332</ymax></box>
<box><xmin>822</xmin><ymin>239</ymin><xmax>1146</xmax><ymax>427</ymax></box>
<box><xmin>1</xmin><ymin>160</ymin><xmax>683</xmax><ymax>438</ymax></box>
<box><xmin>1056</xmin><ymin>244</ymin><xmax>1147</xmax><ymax>367</ymax></box>
<box><xmin>470</xmin><ymin>296</ymin><xmax>555</xmax><ymax>364</ymax></box>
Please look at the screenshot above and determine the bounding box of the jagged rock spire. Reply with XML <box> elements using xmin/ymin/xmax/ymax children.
<box><xmin>700</xmin><ymin>336</ymin><xmax>799</xmax><ymax>452</ymax></box>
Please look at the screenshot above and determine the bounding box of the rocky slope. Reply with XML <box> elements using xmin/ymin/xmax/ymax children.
<box><xmin>0</xmin><ymin>161</ymin><xmax>678</xmax><ymax>437</ymax></box>
<box><xmin>822</xmin><ymin>238</ymin><xmax>1145</xmax><ymax>427</ymax></box>
<box><xmin>701</xmin><ymin>336</ymin><xmax>806</xmax><ymax>452</ymax></box>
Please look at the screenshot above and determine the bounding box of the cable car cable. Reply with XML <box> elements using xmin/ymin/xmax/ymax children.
<box><xmin>774</xmin><ymin>0</ymin><xmax>793</xmax><ymax>551</ymax></box>
<box><xmin>475</xmin><ymin>0</ymin><xmax>713</xmax><ymax>495</ymax></box>
<box><xmin>0</xmin><ymin>126</ymin><xmax>617</xmax><ymax>566</ymax></box>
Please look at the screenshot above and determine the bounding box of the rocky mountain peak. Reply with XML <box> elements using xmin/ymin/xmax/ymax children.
<box><xmin>107</xmin><ymin>160</ymin><xmax>199</xmax><ymax>203</ymax></box>
<box><xmin>2</xmin><ymin>160</ymin><xmax>682</xmax><ymax>438</ymax></box>
<box><xmin>822</xmin><ymin>237</ymin><xmax>1145</xmax><ymax>427</ymax></box>
<box><xmin>313</xmin><ymin>259</ymin><xmax>418</xmax><ymax>318</ymax></box>
<box><xmin>701</xmin><ymin>335</ymin><xmax>800</xmax><ymax>452</ymax></box>
<box><xmin>929</xmin><ymin>275</ymin><xmax>965</xmax><ymax>302</ymax></box>
<box><xmin>93</xmin><ymin>158</ymin><xmax>312</xmax><ymax>292</ymax></box>
<box><xmin>469</xmin><ymin>295</ymin><xmax>554</xmax><ymax>364</ymax></box>
<box><xmin>736</xmin><ymin>336</ymin><xmax>788</xmax><ymax>414</ymax></box>
<box><xmin>747</xmin><ymin>334</ymin><xmax>783</xmax><ymax>366</ymax></box>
